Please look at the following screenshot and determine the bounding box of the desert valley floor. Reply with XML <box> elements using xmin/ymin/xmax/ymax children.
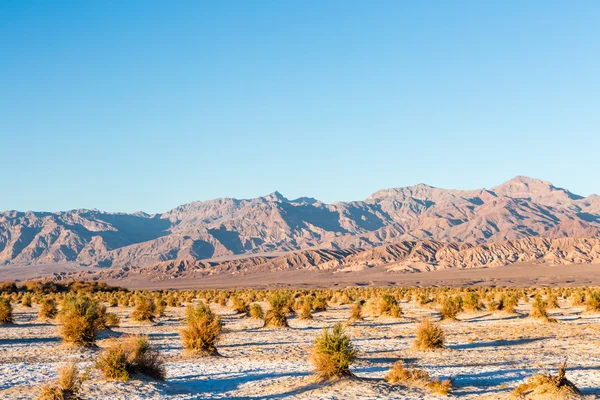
<box><xmin>1</xmin><ymin>295</ymin><xmax>600</xmax><ymax>399</ymax></box>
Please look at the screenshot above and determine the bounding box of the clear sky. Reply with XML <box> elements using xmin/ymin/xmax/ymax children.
<box><xmin>2</xmin><ymin>1</ymin><xmax>599</xmax><ymax>213</ymax></box>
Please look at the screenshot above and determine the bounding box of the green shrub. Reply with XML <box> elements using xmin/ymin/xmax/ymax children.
<box><xmin>58</xmin><ymin>295</ymin><xmax>103</xmax><ymax>346</ymax></box>
<box><xmin>310</xmin><ymin>323</ymin><xmax>357</xmax><ymax>379</ymax></box>
<box><xmin>181</xmin><ymin>303</ymin><xmax>222</xmax><ymax>355</ymax></box>
<box><xmin>264</xmin><ymin>293</ymin><xmax>288</xmax><ymax>328</ymax></box>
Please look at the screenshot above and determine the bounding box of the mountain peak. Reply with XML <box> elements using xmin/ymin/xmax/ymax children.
<box><xmin>262</xmin><ymin>191</ymin><xmax>288</xmax><ymax>202</ymax></box>
<box><xmin>492</xmin><ymin>176</ymin><xmax>582</xmax><ymax>202</ymax></box>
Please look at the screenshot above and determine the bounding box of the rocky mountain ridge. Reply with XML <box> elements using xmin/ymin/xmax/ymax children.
<box><xmin>61</xmin><ymin>237</ymin><xmax>600</xmax><ymax>282</ymax></box>
<box><xmin>2</xmin><ymin>176</ymin><xmax>599</xmax><ymax>269</ymax></box>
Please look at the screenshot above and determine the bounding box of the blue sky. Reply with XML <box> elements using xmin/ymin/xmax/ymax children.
<box><xmin>2</xmin><ymin>1</ymin><xmax>599</xmax><ymax>213</ymax></box>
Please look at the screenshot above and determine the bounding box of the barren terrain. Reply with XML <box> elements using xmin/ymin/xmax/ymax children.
<box><xmin>1</xmin><ymin>295</ymin><xmax>599</xmax><ymax>399</ymax></box>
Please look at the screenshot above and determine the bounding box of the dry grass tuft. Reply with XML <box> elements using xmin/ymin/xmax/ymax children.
<box><xmin>512</xmin><ymin>361</ymin><xmax>579</xmax><ymax>399</ymax></box>
<box><xmin>385</xmin><ymin>361</ymin><xmax>453</xmax><ymax>395</ymax></box>
<box><xmin>413</xmin><ymin>317</ymin><xmax>445</xmax><ymax>350</ymax></box>
<box><xmin>36</xmin><ymin>363</ymin><xmax>85</xmax><ymax>400</ymax></box>
<box><xmin>96</xmin><ymin>335</ymin><xmax>166</xmax><ymax>381</ymax></box>
<box><xmin>310</xmin><ymin>322</ymin><xmax>357</xmax><ymax>380</ymax></box>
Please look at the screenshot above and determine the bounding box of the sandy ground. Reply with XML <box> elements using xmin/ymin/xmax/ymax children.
<box><xmin>112</xmin><ymin>262</ymin><xmax>600</xmax><ymax>290</ymax></box>
<box><xmin>1</xmin><ymin>299</ymin><xmax>600</xmax><ymax>399</ymax></box>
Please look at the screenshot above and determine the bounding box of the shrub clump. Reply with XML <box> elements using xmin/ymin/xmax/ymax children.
<box><xmin>180</xmin><ymin>303</ymin><xmax>222</xmax><ymax>355</ymax></box>
<box><xmin>462</xmin><ymin>292</ymin><xmax>482</xmax><ymax>311</ymax></box>
<box><xmin>378</xmin><ymin>294</ymin><xmax>402</xmax><ymax>318</ymax></box>
<box><xmin>530</xmin><ymin>295</ymin><xmax>557</xmax><ymax>323</ymax></box>
<box><xmin>310</xmin><ymin>323</ymin><xmax>357</xmax><ymax>380</ymax></box>
<box><xmin>249</xmin><ymin>303</ymin><xmax>264</xmax><ymax>320</ymax></box>
<box><xmin>131</xmin><ymin>296</ymin><xmax>157</xmax><ymax>322</ymax></box>
<box><xmin>413</xmin><ymin>317</ymin><xmax>445</xmax><ymax>350</ymax></box>
<box><xmin>22</xmin><ymin>294</ymin><xmax>33</xmax><ymax>308</ymax></box>
<box><xmin>0</xmin><ymin>298</ymin><xmax>13</xmax><ymax>324</ymax></box>
<box><xmin>585</xmin><ymin>290</ymin><xmax>600</xmax><ymax>312</ymax></box>
<box><xmin>95</xmin><ymin>336</ymin><xmax>166</xmax><ymax>381</ymax></box>
<box><xmin>349</xmin><ymin>302</ymin><xmax>363</xmax><ymax>322</ymax></box>
<box><xmin>512</xmin><ymin>361</ymin><xmax>579</xmax><ymax>399</ymax></box>
<box><xmin>264</xmin><ymin>293</ymin><xmax>289</xmax><ymax>328</ymax></box>
<box><xmin>385</xmin><ymin>361</ymin><xmax>453</xmax><ymax>395</ymax></box>
<box><xmin>38</xmin><ymin>298</ymin><xmax>59</xmax><ymax>321</ymax></box>
<box><xmin>440</xmin><ymin>296</ymin><xmax>463</xmax><ymax>320</ymax></box>
<box><xmin>231</xmin><ymin>296</ymin><xmax>249</xmax><ymax>314</ymax></box>
<box><xmin>58</xmin><ymin>295</ymin><xmax>104</xmax><ymax>346</ymax></box>
<box><xmin>299</xmin><ymin>300</ymin><xmax>313</xmax><ymax>320</ymax></box>
<box><xmin>36</xmin><ymin>363</ymin><xmax>85</xmax><ymax>400</ymax></box>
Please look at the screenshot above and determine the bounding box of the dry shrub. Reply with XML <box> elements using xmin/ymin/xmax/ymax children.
<box><xmin>249</xmin><ymin>303</ymin><xmax>264</xmax><ymax>319</ymax></box>
<box><xmin>0</xmin><ymin>298</ymin><xmax>13</xmax><ymax>324</ymax></box>
<box><xmin>37</xmin><ymin>385</ymin><xmax>64</xmax><ymax>400</ymax></box>
<box><xmin>131</xmin><ymin>296</ymin><xmax>157</xmax><ymax>322</ymax></box>
<box><xmin>530</xmin><ymin>295</ymin><xmax>557</xmax><ymax>323</ymax></box>
<box><xmin>104</xmin><ymin>312</ymin><xmax>121</xmax><ymax>327</ymax></box>
<box><xmin>264</xmin><ymin>293</ymin><xmax>288</xmax><ymax>328</ymax></box>
<box><xmin>36</xmin><ymin>363</ymin><xmax>85</xmax><ymax>400</ymax></box>
<box><xmin>181</xmin><ymin>303</ymin><xmax>222</xmax><ymax>355</ymax></box>
<box><xmin>429</xmin><ymin>378</ymin><xmax>453</xmax><ymax>395</ymax></box>
<box><xmin>156</xmin><ymin>299</ymin><xmax>167</xmax><ymax>317</ymax></box>
<box><xmin>231</xmin><ymin>296</ymin><xmax>249</xmax><ymax>314</ymax></box>
<box><xmin>585</xmin><ymin>290</ymin><xmax>600</xmax><ymax>312</ymax></box>
<box><xmin>312</xmin><ymin>297</ymin><xmax>328</xmax><ymax>312</ymax></box>
<box><xmin>59</xmin><ymin>295</ymin><xmax>103</xmax><ymax>346</ymax></box>
<box><xmin>22</xmin><ymin>294</ymin><xmax>33</xmax><ymax>308</ymax></box>
<box><xmin>349</xmin><ymin>302</ymin><xmax>363</xmax><ymax>321</ymax></box>
<box><xmin>378</xmin><ymin>294</ymin><xmax>402</xmax><ymax>318</ymax></box>
<box><xmin>299</xmin><ymin>301</ymin><xmax>313</xmax><ymax>320</ymax></box>
<box><xmin>512</xmin><ymin>361</ymin><xmax>579</xmax><ymax>399</ymax></box>
<box><xmin>502</xmin><ymin>294</ymin><xmax>519</xmax><ymax>314</ymax></box>
<box><xmin>547</xmin><ymin>294</ymin><xmax>560</xmax><ymax>309</ymax></box>
<box><xmin>385</xmin><ymin>361</ymin><xmax>453</xmax><ymax>395</ymax></box>
<box><xmin>39</xmin><ymin>298</ymin><xmax>58</xmax><ymax>321</ymax></box>
<box><xmin>413</xmin><ymin>317</ymin><xmax>445</xmax><ymax>350</ymax></box>
<box><xmin>418</xmin><ymin>293</ymin><xmax>431</xmax><ymax>305</ymax></box>
<box><xmin>440</xmin><ymin>296</ymin><xmax>462</xmax><ymax>320</ymax></box>
<box><xmin>96</xmin><ymin>336</ymin><xmax>166</xmax><ymax>381</ymax></box>
<box><xmin>463</xmin><ymin>292</ymin><xmax>482</xmax><ymax>311</ymax></box>
<box><xmin>310</xmin><ymin>323</ymin><xmax>357</xmax><ymax>379</ymax></box>
<box><xmin>167</xmin><ymin>296</ymin><xmax>179</xmax><ymax>307</ymax></box>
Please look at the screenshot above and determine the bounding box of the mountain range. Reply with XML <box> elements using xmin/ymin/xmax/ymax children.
<box><xmin>2</xmin><ymin>176</ymin><xmax>600</xmax><ymax>270</ymax></box>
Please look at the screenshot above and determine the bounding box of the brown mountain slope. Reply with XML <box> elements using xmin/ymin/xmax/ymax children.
<box><xmin>62</xmin><ymin>237</ymin><xmax>600</xmax><ymax>282</ymax></box>
<box><xmin>2</xmin><ymin>176</ymin><xmax>599</xmax><ymax>269</ymax></box>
